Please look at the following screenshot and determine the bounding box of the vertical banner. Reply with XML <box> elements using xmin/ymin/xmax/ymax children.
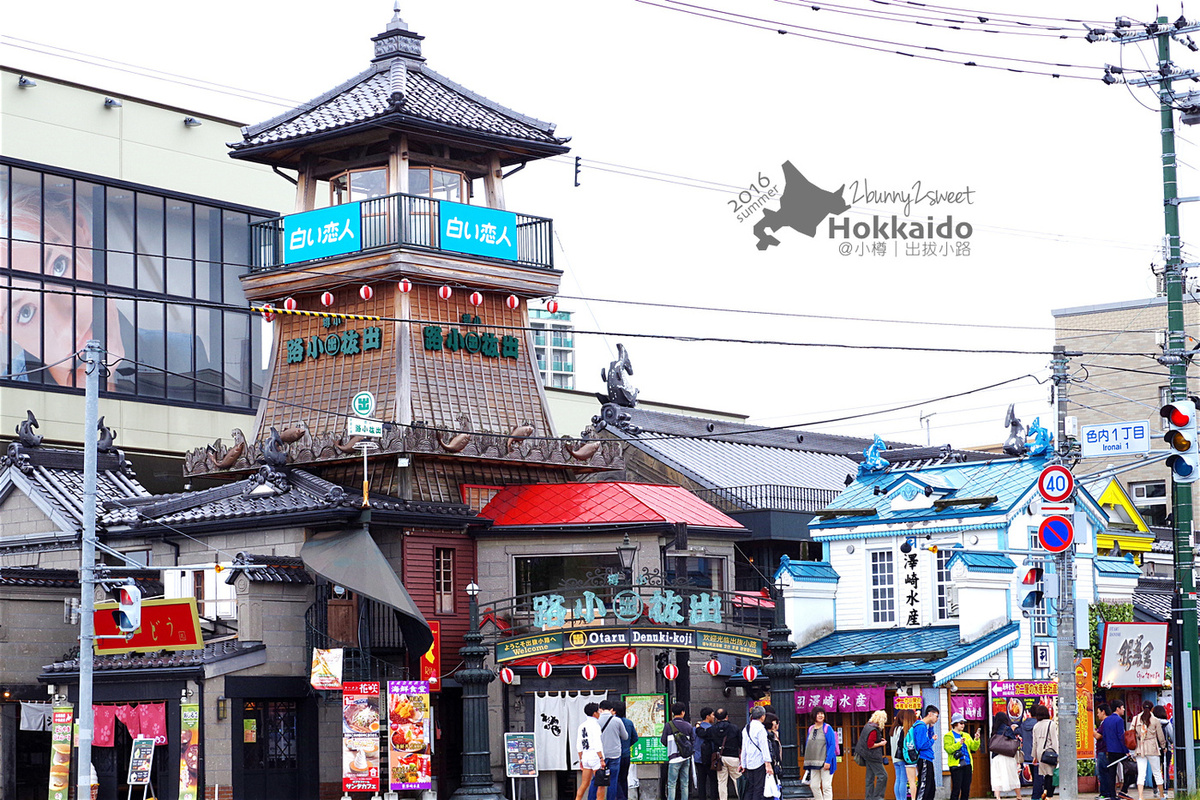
<box><xmin>178</xmin><ymin>703</ymin><xmax>200</xmax><ymax>800</ymax></box>
<box><xmin>47</xmin><ymin>706</ymin><xmax>73</xmax><ymax>800</ymax></box>
<box><xmin>1077</xmin><ymin>658</ymin><xmax>1095</xmax><ymax>759</ymax></box>
<box><xmin>624</xmin><ymin>694</ymin><xmax>668</xmax><ymax>763</ymax></box>
<box><xmin>310</xmin><ymin>648</ymin><xmax>344</xmax><ymax>691</ymax></box>
<box><xmin>420</xmin><ymin>622</ymin><xmax>442</xmax><ymax>691</ymax></box>
<box><xmin>388</xmin><ymin>680</ymin><xmax>432</xmax><ymax>790</ymax></box>
<box><xmin>342</xmin><ymin>682</ymin><xmax>381</xmax><ymax>793</ymax></box>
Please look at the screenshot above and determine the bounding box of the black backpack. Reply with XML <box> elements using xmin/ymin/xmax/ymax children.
<box><xmin>672</xmin><ymin>720</ymin><xmax>695</xmax><ymax>758</ymax></box>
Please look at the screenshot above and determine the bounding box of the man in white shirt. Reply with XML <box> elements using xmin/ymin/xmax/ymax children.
<box><xmin>575</xmin><ymin>702</ymin><xmax>607</xmax><ymax>800</ymax></box>
<box><xmin>741</xmin><ymin>706</ymin><xmax>773</xmax><ymax>800</ymax></box>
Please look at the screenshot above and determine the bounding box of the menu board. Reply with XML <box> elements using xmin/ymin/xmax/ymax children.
<box><xmin>178</xmin><ymin>703</ymin><xmax>201</xmax><ymax>800</ymax></box>
<box><xmin>47</xmin><ymin>706</ymin><xmax>73</xmax><ymax>800</ymax></box>
<box><xmin>127</xmin><ymin>737</ymin><xmax>156</xmax><ymax>785</ymax></box>
<box><xmin>342</xmin><ymin>682</ymin><xmax>381</xmax><ymax>792</ymax></box>
<box><xmin>624</xmin><ymin>694</ymin><xmax>668</xmax><ymax>763</ymax></box>
<box><xmin>388</xmin><ymin>680</ymin><xmax>432</xmax><ymax>790</ymax></box>
<box><xmin>505</xmin><ymin>732</ymin><xmax>538</xmax><ymax>777</ymax></box>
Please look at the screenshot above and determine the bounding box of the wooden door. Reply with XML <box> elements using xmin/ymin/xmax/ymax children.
<box><xmin>327</xmin><ymin>595</ymin><xmax>359</xmax><ymax>645</ymax></box>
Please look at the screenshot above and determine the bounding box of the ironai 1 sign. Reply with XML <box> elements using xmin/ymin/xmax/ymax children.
<box><xmin>1079</xmin><ymin>420</ymin><xmax>1151</xmax><ymax>458</ymax></box>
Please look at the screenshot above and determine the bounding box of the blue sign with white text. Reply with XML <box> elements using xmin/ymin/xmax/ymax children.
<box><xmin>439</xmin><ymin>201</ymin><xmax>518</xmax><ymax>261</ymax></box>
<box><xmin>283</xmin><ymin>203</ymin><xmax>362</xmax><ymax>264</ymax></box>
<box><xmin>1079</xmin><ymin>419</ymin><xmax>1151</xmax><ymax>458</ymax></box>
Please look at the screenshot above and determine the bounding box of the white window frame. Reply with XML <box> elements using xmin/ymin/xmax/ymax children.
<box><xmin>870</xmin><ymin>549</ymin><xmax>896</xmax><ymax>624</ymax></box>
<box><xmin>935</xmin><ymin>548</ymin><xmax>958</xmax><ymax>620</ymax></box>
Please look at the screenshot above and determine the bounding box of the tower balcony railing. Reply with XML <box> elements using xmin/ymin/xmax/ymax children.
<box><xmin>249</xmin><ymin>191</ymin><xmax>554</xmax><ymax>272</ymax></box>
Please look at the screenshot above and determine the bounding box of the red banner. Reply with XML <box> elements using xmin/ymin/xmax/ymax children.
<box><xmin>420</xmin><ymin>622</ymin><xmax>441</xmax><ymax>691</ymax></box>
<box><xmin>94</xmin><ymin>597</ymin><xmax>202</xmax><ymax>654</ymax></box>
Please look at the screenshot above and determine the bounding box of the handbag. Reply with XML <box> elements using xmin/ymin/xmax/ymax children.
<box><xmin>764</xmin><ymin>773</ymin><xmax>782</xmax><ymax>798</ymax></box>
<box><xmin>1125</xmin><ymin>729</ymin><xmax>1138</xmax><ymax>751</ymax></box>
<box><xmin>989</xmin><ymin>733</ymin><xmax>1020</xmax><ymax>758</ymax></box>
<box><xmin>712</xmin><ymin>730</ymin><xmax>729</xmax><ymax>771</ymax></box>
<box><xmin>592</xmin><ymin>766</ymin><xmax>610</xmax><ymax>784</ymax></box>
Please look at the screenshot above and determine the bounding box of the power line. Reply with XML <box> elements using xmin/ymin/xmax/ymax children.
<box><xmin>855</xmin><ymin>0</ymin><xmax>1109</xmax><ymax>28</ymax></box>
<box><xmin>774</xmin><ymin>0</ymin><xmax>1087</xmax><ymax>37</ymax></box>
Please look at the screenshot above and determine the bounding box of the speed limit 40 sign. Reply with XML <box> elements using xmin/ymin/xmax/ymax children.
<box><xmin>1038</xmin><ymin>464</ymin><xmax>1075</xmax><ymax>503</ymax></box>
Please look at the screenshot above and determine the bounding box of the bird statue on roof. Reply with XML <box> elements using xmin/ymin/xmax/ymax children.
<box><xmin>96</xmin><ymin>417</ymin><xmax>116</xmax><ymax>453</ymax></box>
<box><xmin>1002</xmin><ymin>404</ymin><xmax>1028</xmax><ymax>457</ymax></box>
<box><xmin>16</xmin><ymin>410</ymin><xmax>42</xmax><ymax>448</ymax></box>
<box><xmin>858</xmin><ymin>434</ymin><xmax>890</xmax><ymax>475</ymax></box>
<box><xmin>1026</xmin><ymin>417</ymin><xmax>1054</xmax><ymax>457</ymax></box>
<box><xmin>597</xmin><ymin>343</ymin><xmax>638</xmax><ymax>408</ymax></box>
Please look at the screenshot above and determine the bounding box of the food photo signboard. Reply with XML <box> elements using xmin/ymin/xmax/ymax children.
<box><xmin>342</xmin><ymin>681</ymin><xmax>381</xmax><ymax>792</ymax></box>
<box><xmin>47</xmin><ymin>706</ymin><xmax>73</xmax><ymax>800</ymax></box>
<box><xmin>178</xmin><ymin>703</ymin><xmax>200</xmax><ymax>800</ymax></box>
<box><xmin>504</xmin><ymin>732</ymin><xmax>538</xmax><ymax>778</ymax></box>
<box><xmin>388</xmin><ymin>680</ymin><xmax>432</xmax><ymax>790</ymax></box>
<box><xmin>127</xmin><ymin>736</ymin><xmax>156</xmax><ymax>785</ymax></box>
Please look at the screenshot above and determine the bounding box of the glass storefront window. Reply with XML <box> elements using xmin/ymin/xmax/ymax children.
<box><xmin>330</xmin><ymin>167</ymin><xmax>389</xmax><ymax>205</ymax></box>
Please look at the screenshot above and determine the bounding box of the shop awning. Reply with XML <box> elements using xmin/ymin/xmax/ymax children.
<box><xmin>301</xmin><ymin>527</ymin><xmax>433</xmax><ymax>654</ymax></box>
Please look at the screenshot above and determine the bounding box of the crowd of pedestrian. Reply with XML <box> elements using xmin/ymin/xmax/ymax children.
<box><xmin>1095</xmin><ymin>699</ymin><xmax>1172</xmax><ymax>800</ymax></box>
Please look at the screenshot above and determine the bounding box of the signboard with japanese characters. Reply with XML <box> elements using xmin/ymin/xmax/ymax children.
<box><xmin>93</xmin><ymin>597</ymin><xmax>203</xmax><ymax>654</ymax></box>
<box><xmin>1100</xmin><ymin>622</ymin><xmax>1168</xmax><ymax>687</ymax></box>
<box><xmin>387</xmin><ymin>681</ymin><xmax>432</xmax><ymax>791</ymax></box>
<box><xmin>342</xmin><ymin>682</ymin><xmax>381</xmax><ymax>793</ymax></box>
<box><xmin>420</xmin><ymin>621</ymin><xmax>442</xmax><ymax>691</ymax></box>
<box><xmin>949</xmin><ymin>695</ymin><xmax>985</xmax><ymax>721</ymax></box>
<box><xmin>893</xmin><ymin>695</ymin><xmax>923</xmax><ymax>712</ymax></box>
<box><xmin>284</xmin><ymin>202</ymin><xmax>362</xmax><ymax>264</ymax></box>
<box><xmin>624</xmin><ymin>694</ymin><xmax>668</xmax><ymax>764</ymax></box>
<box><xmin>1080</xmin><ymin>420</ymin><xmax>1152</xmax><ymax>458</ymax></box>
<box><xmin>310</xmin><ymin>647</ymin><xmax>344</xmax><ymax>691</ymax></box>
<box><xmin>902</xmin><ymin>551</ymin><xmax>921</xmax><ymax>626</ymax></box>
<box><xmin>495</xmin><ymin>627</ymin><xmax>762</xmax><ymax>663</ymax></box>
<box><xmin>178</xmin><ymin>703</ymin><xmax>200</xmax><ymax>800</ymax></box>
<box><xmin>127</xmin><ymin>736</ymin><xmax>156</xmax><ymax>785</ymax></box>
<box><xmin>795</xmin><ymin>686</ymin><xmax>885</xmax><ymax>715</ymax></box>
<box><xmin>504</xmin><ymin>732</ymin><xmax>538</xmax><ymax>778</ymax></box>
<box><xmin>46</xmin><ymin>706</ymin><xmax>73</xmax><ymax>800</ymax></box>
<box><xmin>286</xmin><ymin>321</ymin><xmax>384</xmax><ymax>365</ymax></box>
<box><xmin>439</xmin><ymin>201</ymin><xmax>518</xmax><ymax>261</ymax></box>
<box><xmin>423</xmin><ymin>314</ymin><xmax>520</xmax><ymax>360</ymax></box>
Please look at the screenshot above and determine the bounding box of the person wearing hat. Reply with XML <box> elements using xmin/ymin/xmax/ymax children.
<box><xmin>943</xmin><ymin>712</ymin><xmax>980</xmax><ymax>800</ymax></box>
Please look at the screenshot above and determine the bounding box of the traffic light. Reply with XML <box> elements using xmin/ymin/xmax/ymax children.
<box><xmin>1020</xmin><ymin>567</ymin><xmax>1043</xmax><ymax>608</ymax></box>
<box><xmin>111</xmin><ymin>583</ymin><xmax>142</xmax><ymax>633</ymax></box>
<box><xmin>1162</xmin><ymin>398</ymin><xmax>1199</xmax><ymax>483</ymax></box>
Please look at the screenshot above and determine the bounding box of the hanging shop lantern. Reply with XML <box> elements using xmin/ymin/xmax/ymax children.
<box><xmin>498</xmin><ymin>667</ymin><xmax>515</xmax><ymax>685</ymax></box>
<box><xmin>506</xmin><ymin>294</ymin><xmax>520</xmax><ymax>311</ymax></box>
<box><xmin>262</xmin><ymin>304</ymin><xmax>276</xmax><ymax>323</ymax></box>
<box><xmin>438</xmin><ymin>285</ymin><xmax>453</xmax><ymax>301</ymax></box>
<box><xmin>582</xmin><ymin>664</ymin><xmax>597</xmax><ymax>681</ymax></box>
<box><xmin>359</xmin><ymin>285</ymin><xmax>374</xmax><ymax>301</ymax></box>
<box><xmin>742</xmin><ymin>665</ymin><xmax>759</xmax><ymax>683</ymax></box>
<box><xmin>469</xmin><ymin>291</ymin><xmax>484</xmax><ymax>307</ymax></box>
<box><xmin>663</xmin><ymin>663</ymin><xmax>679</xmax><ymax>681</ymax></box>
<box><xmin>545</xmin><ymin>299</ymin><xmax>559</xmax><ymax>314</ymax></box>
<box><xmin>705</xmin><ymin>659</ymin><xmax>722</xmax><ymax>677</ymax></box>
<box><xmin>398</xmin><ymin>278</ymin><xmax>413</xmax><ymax>293</ymax></box>
<box><xmin>320</xmin><ymin>291</ymin><xmax>334</xmax><ymax>307</ymax></box>
<box><xmin>283</xmin><ymin>297</ymin><xmax>297</xmax><ymax>312</ymax></box>
<box><xmin>536</xmin><ymin>660</ymin><xmax>553</xmax><ymax>679</ymax></box>
<box><xmin>622</xmin><ymin>651</ymin><xmax>638</xmax><ymax>670</ymax></box>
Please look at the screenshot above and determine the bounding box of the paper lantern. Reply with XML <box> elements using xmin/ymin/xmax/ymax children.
<box><xmin>498</xmin><ymin>667</ymin><xmax>515</xmax><ymax>685</ymax></box>
<box><xmin>469</xmin><ymin>291</ymin><xmax>484</xmax><ymax>307</ymax></box>
<box><xmin>663</xmin><ymin>663</ymin><xmax>679</xmax><ymax>681</ymax></box>
<box><xmin>536</xmin><ymin>660</ymin><xmax>553</xmax><ymax>679</ymax></box>
<box><xmin>320</xmin><ymin>291</ymin><xmax>334</xmax><ymax>308</ymax></box>
<box><xmin>742</xmin><ymin>665</ymin><xmax>759</xmax><ymax>683</ymax></box>
<box><xmin>506</xmin><ymin>294</ymin><xmax>520</xmax><ymax>310</ymax></box>
<box><xmin>545</xmin><ymin>299</ymin><xmax>559</xmax><ymax>314</ymax></box>
<box><xmin>283</xmin><ymin>296</ymin><xmax>297</xmax><ymax>311</ymax></box>
<box><xmin>398</xmin><ymin>278</ymin><xmax>413</xmax><ymax>293</ymax></box>
<box><xmin>359</xmin><ymin>285</ymin><xmax>373</xmax><ymax>301</ymax></box>
<box><xmin>622</xmin><ymin>651</ymin><xmax>638</xmax><ymax>670</ymax></box>
<box><xmin>705</xmin><ymin>659</ymin><xmax>722</xmax><ymax>677</ymax></box>
<box><xmin>262</xmin><ymin>304</ymin><xmax>276</xmax><ymax>323</ymax></box>
<box><xmin>582</xmin><ymin>664</ymin><xmax>597</xmax><ymax>681</ymax></box>
<box><xmin>438</xmin><ymin>285</ymin><xmax>453</xmax><ymax>301</ymax></box>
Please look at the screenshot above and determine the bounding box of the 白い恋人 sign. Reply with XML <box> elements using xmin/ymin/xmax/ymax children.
<box><xmin>439</xmin><ymin>202</ymin><xmax>518</xmax><ymax>261</ymax></box>
<box><xmin>284</xmin><ymin>203</ymin><xmax>363</xmax><ymax>264</ymax></box>
<box><xmin>1080</xmin><ymin>420</ymin><xmax>1151</xmax><ymax>458</ymax></box>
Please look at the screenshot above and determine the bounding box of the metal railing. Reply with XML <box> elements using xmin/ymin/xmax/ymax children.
<box><xmin>691</xmin><ymin>484</ymin><xmax>843</xmax><ymax>514</ymax></box>
<box><xmin>304</xmin><ymin>591</ymin><xmax>408</xmax><ymax>682</ymax></box>
<box><xmin>250</xmin><ymin>191</ymin><xmax>554</xmax><ymax>271</ymax></box>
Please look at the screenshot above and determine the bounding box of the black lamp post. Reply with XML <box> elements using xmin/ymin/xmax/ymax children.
<box><xmin>764</xmin><ymin>574</ymin><xmax>802</xmax><ymax>799</ymax></box>
<box><xmin>450</xmin><ymin>582</ymin><xmax>503</xmax><ymax>800</ymax></box>
<box><xmin>617</xmin><ymin>532</ymin><xmax>638</xmax><ymax>577</ymax></box>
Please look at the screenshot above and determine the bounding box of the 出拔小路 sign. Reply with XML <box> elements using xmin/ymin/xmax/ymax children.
<box><xmin>287</xmin><ymin>325</ymin><xmax>383</xmax><ymax>365</ymax></box>
<box><xmin>284</xmin><ymin>203</ymin><xmax>362</xmax><ymax>264</ymax></box>
<box><xmin>439</xmin><ymin>201</ymin><xmax>517</xmax><ymax>261</ymax></box>
<box><xmin>423</xmin><ymin>315</ymin><xmax>519</xmax><ymax>360</ymax></box>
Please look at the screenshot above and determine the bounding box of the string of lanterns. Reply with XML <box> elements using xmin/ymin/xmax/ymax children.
<box><xmin>264</xmin><ymin>280</ymin><xmax>556</xmax><ymax>320</ymax></box>
<box><xmin>497</xmin><ymin>654</ymin><xmax>762</xmax><ymax>684</ymax></box>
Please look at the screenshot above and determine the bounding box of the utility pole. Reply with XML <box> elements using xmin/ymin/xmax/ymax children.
<box><xmin>77</xmin><ymin>340</ymin><xmax>101</xmax><ymax>800</ymax></box>
<box><xmin>1051</xmin><ymin>345</ymin><xmax>1079</xmax><ymax>800</ymax></box>
<box><xmin>1108</xmin><ymin>17</ymin><xmax>1200</xmax><ymax>787</ymax></box>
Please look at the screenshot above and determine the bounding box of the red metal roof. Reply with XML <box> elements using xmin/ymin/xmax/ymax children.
<box><xmin>478</xmin><ymin>482</ymin><xmax>744</xmax><ymax>529</ymax></box>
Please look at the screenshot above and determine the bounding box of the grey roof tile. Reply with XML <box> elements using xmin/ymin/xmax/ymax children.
<box><xmin>224</xmin><ymin>553</ymin><xmax>313</xmax><ymax>585</ymax></box>
<box><xmin>42</xmin><ymin>639</ymin><xmax>265</xmax><ymax>674</ymax></box>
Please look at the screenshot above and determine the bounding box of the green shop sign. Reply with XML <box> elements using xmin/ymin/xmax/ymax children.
<box><xmin>423</xmin><ymin>314</ymin><xmax>519</xmax><ymax>360</ymax></box>
<box><xmin>285</xmin><ymin>322</ymin><xmax>383</xmax><ymax>364</ymax></box>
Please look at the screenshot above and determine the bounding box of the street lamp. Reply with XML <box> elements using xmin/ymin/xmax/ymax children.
<box><xmin>450</xmin><ymin>582</ymin><xmax>502</xmax><ymax>800</ymax></box>
<box><xmin>616</xmin><ymin>533</ymin><xmax>638</xmax><ymax>576</ymax></box>
<box><xmin>765</xmin><ymin>572</ymin><xmax>802</xmax><ymax>799</ymax></box>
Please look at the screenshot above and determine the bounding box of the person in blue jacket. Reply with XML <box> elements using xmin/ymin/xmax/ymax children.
<box><xmin>614</xmin><ymin>701</ymin><xmax>638</xmax><ymax>800</ymax></box>
<box><xmin>911</xmin><ymin>705</ymin><xmax>940</xmax><ymax>800</ymax></box>
<box><xmin>803</xmin><ymin>708</ymin><xmax>839</xmax><ymax>800</ymax></box>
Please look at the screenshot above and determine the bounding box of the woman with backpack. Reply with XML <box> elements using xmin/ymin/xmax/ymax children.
<box><xmin>804</xmin><ymin>708</ymin><xmax>839</xmax><ymax>800</ymax></box>
<box><xmin>1133</xmin><ymin>701</ymin><xmax>1167</xmax><ymax>800</ymax></box>
<box><xmin>989</xmin><ymin>711</ymin><xmax>1023</xmax><ymax>800</ymax></box>
<box><xmin>1031</xmin><ymin>704</ymin><xmax>1058</xmax><ymax>800</ymax></box>
<box><xmin>858</xmin><ymin>710</ymin><xmax>889</xmax><ymax>800</ymax></box>
<box><xmin>1153</xmin><ymin>705</ymin><xmax>1173</xmax><ymax>794</ymax></box>
<box><xmin>891</xmin><ymin>709</ymin><xmax>915</xmax><ymax>800</ymax></box>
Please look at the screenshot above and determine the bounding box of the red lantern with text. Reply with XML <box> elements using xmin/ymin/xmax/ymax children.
<box><xmin>582</xmin><ymin>664</ymin><xmax>597</xmax><ymax>681</ymax></box>
<box><xmin>498</xmin><ymin>667</ymin><xmax>515</xmax><ymax>685</ymax></box>
<box><xmin>545</xmin><ymin>299</ymin><xmax>559</xmax><ymax>314</ymax></box>
<box><xmin>506</xmin><ymin>294</ymin><xmax>520</xmax><ymax>311</ymax></box>
<box><xmin>537</xmin><ymin>660</ymin><xmax>553</xmax><ymax>679</ymax></box>
<box><xmin>742</xmin><ymin>665</ymin><xmax>759</xmax><ymax>683</ymax></box>
<box><xmin>706</xmin><ymin>659</ymin><xmax>722</xmax><ymax>677</ymax></box>
<box><xmin>469</xmin><ymin>291</ymin><xmax>484</xmax><ymax>307</ymax></box>
<box><xmin>320</xmin><ymin>291</ymin><xmax>334</xmax><ymax>308</ymax></box>
<box><xmin>622</xmin><ymin>651</ymin><xmax>638</xmax><ymax>670</ymax></box>
<box><xmin>663</xmin><ymin>663</ymin><xmax>679</xmax><ymax>681</ymax></box>
<box><xmin>438</xmin><ymin>285</ymin><xmax>453</xmax><ymax>301</ymax></box>
<box><xmin>283</xmin><ymin>296</ymin><xmax>297</xmax><ymax>312</ymax></box>
<box><xmin>398</xmin><ymin>278</ymin><xmax>413</xmax><ymax>293</ymax></box>
<box><xmin>359</xmin><ymin>285</ymin><xmax>373</xmax><ymax>301</ymax></box>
